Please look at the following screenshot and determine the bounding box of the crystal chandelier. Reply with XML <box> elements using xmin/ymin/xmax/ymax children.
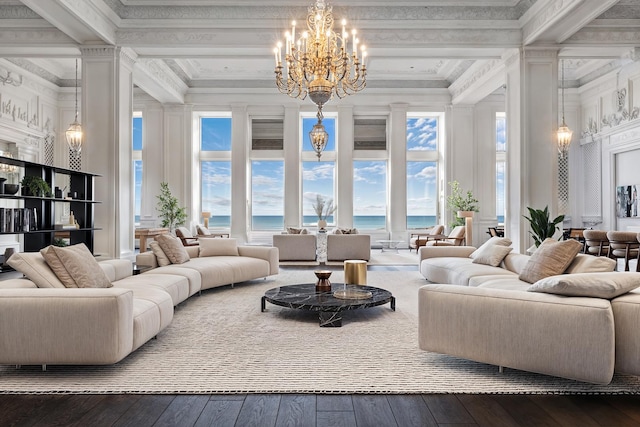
<box><xmin>557</xmin><ymin>59</ymin><xmax>572</xmax><ymax>159</ymax></box>
<box><xmin>65</xmin><ymin>58</ymin><xmax>83</xmax><ymax>159</ymax></box>
<box><xmin>274</xmin><ymin>0</ymin><xmax>367</xmax><ymax>159</ymax></box>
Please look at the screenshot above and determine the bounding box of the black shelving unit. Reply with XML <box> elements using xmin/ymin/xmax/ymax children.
<box><xmin>0</xmin><ymin>156</ymin><xmax>100</xmax><ymax>253</ymax></box>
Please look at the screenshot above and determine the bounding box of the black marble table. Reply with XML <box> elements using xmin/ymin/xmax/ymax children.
<box><xmin>261</xmin><ymin>283</ymin><xmax>395</xmax><ymax>327</ymax></box>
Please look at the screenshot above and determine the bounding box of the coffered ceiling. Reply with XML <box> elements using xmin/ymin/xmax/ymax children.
<box><xmin>0</xmin><ymin>0</ymin><xmax>638</xmax><ymax>103</ymax></box>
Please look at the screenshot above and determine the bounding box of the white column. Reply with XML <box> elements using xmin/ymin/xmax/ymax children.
<box><xmin>504</xmin><ymin>48</ymin><xmax>559</xmax><ymax>253</ymax></box>
<box><xmin>388</xmin><ymin>103</ymin><xmax>408</xmax><ymax>239</ymax></box>
<box><xmin>139</xmin><ymin>102</ymin><xmax>164</xmax><ymax>223</ymax></box>
<box><xmin>337</xmin><ymin>105</ymin><xmax>354</xmax><ymax>228</ymax></box>
<box><xmin>230</xmin><ymin>103</ymin><xmax>248</xmax><ymax>242</ymax></box>
<box><xmin>81</xmin><ymin>46</ymin><xmax>136</xmax><ymax>259</ymax></box>
<box><xmin>283</xmin><ymin>104</ymin><xmax>300</xmax><ymax>228</ymax></box>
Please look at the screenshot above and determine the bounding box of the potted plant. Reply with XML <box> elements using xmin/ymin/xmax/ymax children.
<box><xmin>156</xmin><ymin>182</ymin><xmax>187</xmax><ymax>231</ymax></box>
<box><xmin>446</xmin><ymin>181</ymin><xmax>479</xmax><ymax>227</ymax></box>
<box><xmin>20</xmin><ymin>175</ymin><xmax>52</xmax><ymax>197</ymax></box>
<box><xmin>523</xmin><ymin>206</ymin><xmax>565</xmax><ymax>247</ymax></box>
<box><xmin>311</xmin><ymin>195</ymin><xmax>336</xmax><ymax>230</ymax></box>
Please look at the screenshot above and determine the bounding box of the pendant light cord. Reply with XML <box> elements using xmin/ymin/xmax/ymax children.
<box><xmin>74</xmin><ymin>58</ymin><xmax>79</xmax><ymax>121</ymax></box>
<box><xmin>561</xmin><ymin>59</ymin><xmax>565</xmax><ymax>123</ymax></box>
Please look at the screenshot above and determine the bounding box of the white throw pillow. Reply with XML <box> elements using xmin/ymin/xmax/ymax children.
<box><xmin>156</xmin><ymin>233</ymin><xmax>190</xmax><ymax>264</ymax></box>
<box><xmin>528</xmin><ymin>272</ymin><xmax>640</xmax><ymax>299</ymax></box>
<box><xmin>49</xmin><ymin>243</ymin><xmax>112</xmax><ymax>288</ymax></box>
<box><xmin>470</xmin><ymin>236</ymin><xmax>512</xmax><ymax>259</ymax></box>
<box><xmin>150</xmin><ymin>241</ymin><xmax>171</xmax><ymax>267</ymax></box>
<box><xmin>199</xmin><ymin>238</ymin><xmax>239</xmax><ymax>257</ymax></box>
<box><xmin>471</xmin><ymin>245</ymin><xmax>513</xmax><ymax>267</ymax></box>
<box><xmin>7</xmin><ymin>251</ymin><xmax>65</xmax><ymax>288</ymax></box>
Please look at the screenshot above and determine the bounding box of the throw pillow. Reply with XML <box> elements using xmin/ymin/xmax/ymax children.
<box><xmin>564</xmin><ymin>254</ymin><xmax>616</xmax><ymax>274</ymax></box>
<box><xmin>49</xmin><ymin>243</ymin><xmax>112</xmax><ymax>288</ymax></box>
<box><xmin>196</xmin><ymin>224</ymin><xmax>211</xmax><ymax>236</ymax></box>
<box><xmin>156</xmin><ymin>233</ymin><xmax>190</xmax><ymax>264</ymax></box>
<box><xmin>41</xmin><ymin>245</ymin><xmax>79</xmax><ymax>287</ymax></box>
<box><xmin>149</xmin><ymin>241</ymin><xmax>171</xmax><ymax>267</ymax></box>
<box><xmin>471</xmin><ymin>245</ymin><xmax>513</xmax><ymax>267</ymax></box>
<box><xmin>470</xmin><ymin>236</ymin><xmax>512</xmax><ymax>259</ymax></box>
<box><xmin>518</xmin><ymin>238</ymin><xmax>583</xmax><ymax>284</ymax></box>
<box><xmin>7</xmin><ymin>251</ymin><xmax>66</xmax><ymax>288</ymax></box>
<box><xmin>300</xmin><ymin>228</ymin><xmax>308</xmax><ymax>234</ymax></box>
<box><xmin>528</xmin><ymin>272</ymin><xmax>640</xmax><ymax>299</ymax></box>
<box><xmin>287</xmin><ymin>227</ymin><xmax>302</xmax><ymax>234</ymax></box>
<box><xmin>199</xmin><ymin>238</ymin><xmax>239</xmax><ymax>257</ymax></box>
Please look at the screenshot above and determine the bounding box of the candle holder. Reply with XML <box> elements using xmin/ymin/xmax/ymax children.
<box><xmin>314</xmin><ymin>270</ymin><xmax>332</xmax><ymax>292</ymax></box>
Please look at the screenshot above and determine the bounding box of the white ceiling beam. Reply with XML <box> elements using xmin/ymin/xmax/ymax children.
<box><xmin>449</xmin><ymin>59</ymin><xmax>505</xmax><ymax>105</ymax></box>
<box><xmin>520</xmin><ymin>0</ymin><xmax>619</xmax><ymax>45</ymax></box>
<box><xmin>133</xmin><ymin>59</ymin><xmax>187</xmax><ymax>104</ymax></box>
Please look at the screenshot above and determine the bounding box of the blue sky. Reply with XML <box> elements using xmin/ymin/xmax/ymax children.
<box><xmin>496</xmin><ymin>115</ymin><xmax>506</xmax><ymax>217</ymax></box>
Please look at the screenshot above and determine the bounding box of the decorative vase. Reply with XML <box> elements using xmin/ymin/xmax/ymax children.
<box><xmin>314</xmin><ymin>270</ymin><xmax>332</xmax><ymax>292</ymax></box>
<box><xmin>3</xmin><ymin>183</ymin><xmax>19</xmax><ymax>195</ymax></box>
<box><xmin>317</xmin><ymin>219</ymin><xmax>327</xmax><ymax>230</ymax></box>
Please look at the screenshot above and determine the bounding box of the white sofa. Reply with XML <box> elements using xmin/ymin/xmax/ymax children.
<box><xmin>417</xmin><ymin>244</ymin><xmax>640</xmax><ymax>384</ymax></box>
<box><xmin>272</xmin><ymin>234</ymin><xmax>317</xmax><ymax>261</ymax></box>
<box><xmin>0</xmin><ymin>243</ymin><xmax>278</xmax><ymax>368</ymax></box>
<box><xmin>327</xmin><ymin>234</ymin><xmax>371</xmax><ymax>261</ymax></box>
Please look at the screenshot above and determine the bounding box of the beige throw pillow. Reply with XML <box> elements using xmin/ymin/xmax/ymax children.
<box><xmin>41</xmin><ymin>245</ymin><xmax>80</xmax><ymax>287</ymax></box>
<box><xmin>49</xmin><ymin>244</ymin><xmax>112</xmax><ymax>288</ymax></box>
<box><xmin>7</xmin><ymin>251</ymin><xmax>66</xmax><ymax>288</ymax></box>
<box><xmin>528</xmin><ymin>272</ymin><xmax>640</xmax><ymax>299</ymax></box>
<box><xmin>471</xmin><ymin>245</ymin><xmax>513</xmax><ymax>267</ymax></box>
<box><xmin>470</xmin><ymin>236</ymin><xmax>512</xmax><ymax>259</ymax></box>
<box><xmin>156</xmin><ymin>233</ymin><xmax>190</xmax><ymax>264</ymax></box>
<box><xmin>199</xmin><ymin>238</ymin><xmax>239</xmax><ymax>257</ymax></box>
<box><xmin>564</xmin><ymin>254</ymin><xmax>616</xmax><ymax>274</ymax></box>
<box><xmin>287</xmin><ymin>227</ymin><xmax>302</xmax><ymax>234</ymax></box>
<box><xmin>149</xmin><ymin>241</ymin><xmax>171</xmax><ymax>267</ymax></box>
<box><xmin>518</xmin><ymin>238</ymin><xmax>583</xmax><ymax>284</ymax></box>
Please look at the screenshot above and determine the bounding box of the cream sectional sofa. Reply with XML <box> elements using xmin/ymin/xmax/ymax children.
<box><xmin>417</xmin><ymin>243</ymin><xmax>640</xmax><ymax>384</ymax></box>
<box><xmin>0</xmin><ymin>243</ymin><xmax>278</xmax><ymax>368</ymax></box>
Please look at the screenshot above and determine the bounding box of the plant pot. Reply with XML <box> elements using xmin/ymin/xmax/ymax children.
<box><xmin>3</xmin><ymin>183</ymin><xmax>18</xmax><ymax>195</ymax></box>
<box><xmin>457</xmin><ymin>210</ymin><xmax>474</xmax><ymax>218</ymax></box>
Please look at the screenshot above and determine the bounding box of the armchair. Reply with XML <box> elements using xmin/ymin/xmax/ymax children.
<box><xmin>425</xmin><ymin>225</ymin><xmax>465</xmax><ymax>246</ymax></box>
<box><xmin>175</xmin><ymin>227</ymin><xmax>199</xmax><ymax>246</ymax></box>
<box><xmin>409</xmin><ymin>225</ymin><xmax>445</xmax><ymax>252</ymax></box>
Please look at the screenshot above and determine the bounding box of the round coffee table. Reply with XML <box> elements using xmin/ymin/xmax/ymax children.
<box><xmin>261</xmin><ymin>283</ymin><xmax>395</xmax><ymax>327</ymax></box>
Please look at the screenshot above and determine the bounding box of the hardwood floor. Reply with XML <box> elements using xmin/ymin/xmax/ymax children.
<box><xmin>1</xmin><ymin>393</ymin><xmax>639</xmax><ymax>426</ymax></box>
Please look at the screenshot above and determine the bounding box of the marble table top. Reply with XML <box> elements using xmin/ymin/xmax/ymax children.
<box><xmin>263</xmin><ymin>283</ymin><xmax>394</xmax><ymax>313</ymax></box>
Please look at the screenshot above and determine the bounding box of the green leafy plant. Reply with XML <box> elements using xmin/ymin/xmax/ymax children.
<box><xmin>156</xmin><ymin>182</ymin><xmax>187</xmax><ymax>231</ymax></box>
<box><xmin>20</xmin><ymin>175</ymin><xmax>52</xmax><ymax>197</ymax></box>
<box><xmin>52</xmin><ymin>237</ymin><xmax>69</xmax><ymax>247</ymax></box>
<box><xmin>523</xmin><ymin>206</ymin><xmax>565</xmax><ymax>247</ymax></box>
<box><xmin>311</xmin><ymin>195</ymin><xmax>336</xmax><ymax>221</ymax></box>
<box><xmin>446</xmin><ymin>181</ymin><xmax>479</xmax><ymax>227</ymax></box>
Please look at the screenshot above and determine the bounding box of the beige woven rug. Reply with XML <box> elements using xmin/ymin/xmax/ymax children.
<box><xmin>2</xmin><ymin>269</ymin><xmax>640</xmax><ymax>395</ymax></box>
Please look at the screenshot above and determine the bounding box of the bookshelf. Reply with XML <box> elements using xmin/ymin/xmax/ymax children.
<box><xmin>0</xmin><ymin>155</ymin><xmax>100</xmax><ymax>253</ymax></box>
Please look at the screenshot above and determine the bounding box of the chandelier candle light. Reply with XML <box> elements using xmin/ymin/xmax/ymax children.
<box><xmin>274</xmin><ymin>0</ymin><xmax>367</xmax><ymax>159</ymax></box>
<box><xmin>65</xmin><ymin>58</ymin><xmax>83</xmax><ymax>159</ymax></box>
<box><xmin>557</xmin><ymin>58</ymin><xmax>572</xmax><ymax>159</ymax></box>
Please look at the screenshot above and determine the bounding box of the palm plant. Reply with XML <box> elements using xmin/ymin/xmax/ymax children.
<box><xmin>523</xmin><ymin>206</ymin><xmax>565</xmax><ymax>247</ymax></box>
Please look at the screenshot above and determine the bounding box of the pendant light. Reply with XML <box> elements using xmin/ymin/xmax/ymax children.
<box><xmin>557</xmin><ymin>59</ymin><xmax>572</xmax><ymax>158</ymax></box>
<box><xmin>65</xmin><ymin>58</ymin><xmax>83</xmax><ymax>158</ymax></box>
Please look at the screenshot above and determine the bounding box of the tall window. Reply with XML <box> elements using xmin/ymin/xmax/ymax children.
<box><xmin>251</xmin><ymin>160</ymin><xmax>284</xmax><ymax>230</ymax></box>
<box><xmin>353</xmin><ymin>161</ymin><xmax>387</xmax><ymax>230</ymax></box>
<box><xmin>496</xmin><ymin>112</ymin><xmax>506</xmax><ymax>224</ymax></box>
<box><xmin>301</xmin><ymin>116</ymin><xmax>336</xmax><ymax>225</ymax></box>
<box><xmin>406</xmin><ymin>115</ymin><xmax>441</xmax><ymax>228</ymax></box>
<box><xmin>132</xmin><ymin>113</ymin><xmax>142</xmax><ymax>225</ymax></box>
<box><xmin>200</xmin><ymin>116</ymin><xmax>232</xmax><ymax>227</ymax></box>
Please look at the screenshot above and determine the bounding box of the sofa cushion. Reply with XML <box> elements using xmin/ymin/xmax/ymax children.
<box><xmin>286</xmin><ymin>227</ymin><xmax>308</xmax><ymax>234</ymax></box>
<box><xmin>150</xmin><ymin>241</ymin><xmax>171</xmax><ymax>267</ymax></box>
<box><xmin>156</xmin><ymin>233</ymin><xmax>190</xmax><ymax>264</ymax></box>
<box><xmin>41</xmin><ymin>245</ymin><xmax>79</xmax><ymax>287</ymax></box>
<box><xmin>49</xmin><ymin>243</ymin><xmax>112</xmax><ymax>288</ymax></box>
<box><xmin>420</xmin><ymin>257</ymin><xmax>515</xmax><ymax>286</ymax></box>
<box><xmin>564</xmin><ymin>253</ymin><xmax>616</xmax><ymax>274</ymax></box>
<box><xmin>470</xmin><ymin>236</ymin><xmax>512</xmax><ymax>259</ymax></box>
<box><xmin>334</xmin><ymin>228</ymin><xmax>358</xmax><ymax>234</ymax></box>
<box><xmin>518</xmin><ymin>239</ymin><xmax>583</xmax><ymax>284</ymax></box>
<box><xmin>6</xmin><ymin>252</ymin><xmax>65</xmax><ymax>288</ymax></box>
<box><xmin>528</xmin><ymin>272</ymin><xmax>640</xmax><ymax>299</ymax></box>
<box><xmin>199</xmin><ymin>237</ymin><xmax>239</xmax><ymax>257</ymax></box>
<box><xmin>472</xmin><ymin>245</ymin><xmax>513</xmax><ymax>267</ymax></box>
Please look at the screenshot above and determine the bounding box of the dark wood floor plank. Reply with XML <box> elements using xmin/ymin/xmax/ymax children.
<box><xmin>422</xmin><ymin>395</ymin><xmax>476</xmax><ymax>424</ymax></box>
<box><xmin>387</xmin><ymin>394</ymin><xmax>438</xmax><ymax>427</ymax></box>
<box><xmin>209</xmin><ymin>394</ymin><xmax>246</xmax><ymax>401</ymax></box>
<box><xmin>153</xmin><ymin>395</ymin><xmax>210</xmax><ymax>427</ymax></box>
<box><xmin>604</xmin><ymin>395</ymin><xmax>640</xmax><ymax>423</ymax></box>
<box><xmin>568</xmin><ymin>396</ymin><xmax>640</xmax><ymax>427</ymax></box>
<box><xmin>194</xmin><ymin>400</ymin><xmax>243</xmax><ymax>427</ymax></box>
<box><xmin>457</xmin><ymin>395</ymin><xmax>521</xmax><ymax>427</ymax></box>
<box><xmin>275</xmin><ymin>394</ymin><xmax>316</xmax><ymax>427</ymax></box>
<box><xmin>527</xmin><ymin>395</ymin><xmax>600</xmax><ymax>427</ymax></box>
<box><xmin>352</xmin><ymin>395</ymin><xmax>397</xmax><ymax>427</ymax></box>
<box><xmin>0</xmin><ymin>394</ymin><xmax>70</xmax><ymax>427</ymax></box>
<box><xmin>317</xmin><ymin>411</ymin><xmax>357</xmax><ymax>427</ymax></box>
<box><xmin>235</xmin><ymin>394</ymin><xmax>281</xmax><ymax>427</ymax></box>
<box><xmin>31</xmin><ymin>395</ymin><xmax>105</xmax><ymax>427</ymax></box>
<box><xmin>70</xmin><ymin>394</ymin><xmax>140</xmax><ymax>427</ymax></box>
<box><xmin>113</xmin><ymin>395</ymin><xmax>175</xmax><ymax>427</ymax></box>
<box><xmin>491</xmin><ymin>395</ymin><xmax>561</xmax><ymax>427</ymax></box>
<box><xmin>317</xmin><ymin>395</ymin><xmax>353</xmax><ymax>412</ymax></box>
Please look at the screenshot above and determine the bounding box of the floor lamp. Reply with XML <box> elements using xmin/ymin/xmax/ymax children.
<box><xmin>457</xmin><ymin>211</ymin><xmax>474</xmax><ymax>247</ymax></box>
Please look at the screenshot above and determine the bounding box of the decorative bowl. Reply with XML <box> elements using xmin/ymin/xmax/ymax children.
<box><xmin>3</xmin><ymin>183</ymin><xmax>19</xmax><ymax>195</ymax></box>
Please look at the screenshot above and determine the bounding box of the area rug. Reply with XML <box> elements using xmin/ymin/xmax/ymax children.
<box><xmin>1</xmin><ymin>269</ymin><xmax>640</xmax><ymax>395</ymax></box>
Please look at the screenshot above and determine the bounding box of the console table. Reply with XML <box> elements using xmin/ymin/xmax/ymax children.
<box><xmin>135</xmin><ymin>227</ymin><xmax>169</xmax><ymax>252</ymax></box>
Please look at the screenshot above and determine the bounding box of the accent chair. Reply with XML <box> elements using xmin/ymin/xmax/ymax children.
<box><xmin>409</xmin><ymin>225</ymin><xmax>445</xmax><ymax>252</ymax></box>
<box><xmin>425</xmin><ymin>225</ymin><xmax>466</xmax><ymax>246</ymax></box>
